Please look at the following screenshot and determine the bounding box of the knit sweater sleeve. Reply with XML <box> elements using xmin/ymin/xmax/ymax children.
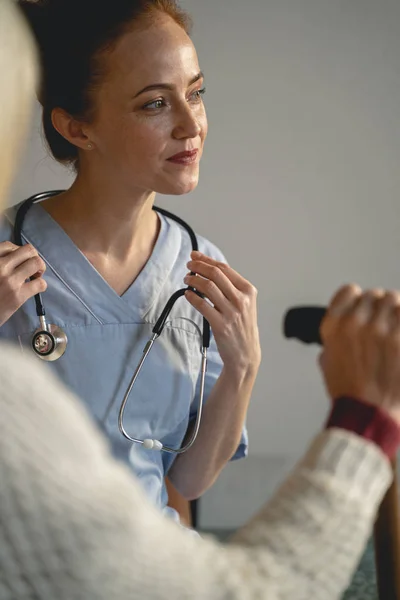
<box><xmin>0</xmin><ymin>344</ymin><xmax>392</xmax><ymax>600</ymax></box>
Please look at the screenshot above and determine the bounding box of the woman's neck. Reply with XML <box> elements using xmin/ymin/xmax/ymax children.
<box><xmin>41</xmin><ymin>174</ymin><xmax>158</xmax><ymax>262</ymax></box>
<box><xmin>40</xmin><ymin>173</ymin><xmax>162</xmax><ymax>296</ymax></box>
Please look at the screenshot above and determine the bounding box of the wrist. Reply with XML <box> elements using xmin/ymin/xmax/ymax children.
<box><xmin>384</xmin><ymin>407</ymin><xmax>400</xmax><ymax>428</ymax></box>
<box><xmin>326</xmin><ymin>396</ymin><xmax>400</xmax><ymax>460</ymax></box>
<box><xmin>221</xmin><ymin>360</ymin><xmax>260</xmax><ymax>385</ymax></box>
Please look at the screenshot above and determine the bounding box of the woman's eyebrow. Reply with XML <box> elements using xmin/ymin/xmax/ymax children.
<box><xmin>133</xmin><ymin>71</ymin><xmax>204</xmax><ymax>98</ymax></box>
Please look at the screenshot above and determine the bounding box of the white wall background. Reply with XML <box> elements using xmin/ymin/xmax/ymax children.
<box><xmin>9</xmin><ymin>0</ymin><xmax>400</xmax><ymax>529</ymax></box>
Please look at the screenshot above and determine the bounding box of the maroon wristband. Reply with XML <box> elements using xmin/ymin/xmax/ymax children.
<box><xmin>326</xmin><ymin>396</ymin><xmax>400</xmax><ymax>460</ymax></box>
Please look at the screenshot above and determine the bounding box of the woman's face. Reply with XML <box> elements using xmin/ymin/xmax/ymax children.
<box><xmin>86</xmin><ymin>14</ymin><xmax>207</xmax><ymax>196</ymax></box>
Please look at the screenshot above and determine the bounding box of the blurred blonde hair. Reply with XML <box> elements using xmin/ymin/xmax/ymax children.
<box><xmin>0</xmin><ymin>0</ymin><xmax>37</xmax><ymax>208</ymax></box>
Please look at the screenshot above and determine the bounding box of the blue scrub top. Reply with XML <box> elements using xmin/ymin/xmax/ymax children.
<box><xmin>0</xmin><ymin>202</ymin><xmax>248</xmax><ymax>522</ymax></box>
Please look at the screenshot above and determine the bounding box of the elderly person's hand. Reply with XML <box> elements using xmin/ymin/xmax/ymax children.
<box><xmin>320</xmin><ymin>284</ymin><xmax>400</xmax><ymax>425</ymax></box>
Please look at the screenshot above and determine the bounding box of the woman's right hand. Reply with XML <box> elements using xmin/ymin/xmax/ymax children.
<box><xmin>319</xmin><ymin>284</ymin><xmax>400</xmax><ymax>425</ymax></box>
<box><xmin>0</xmin><ymin>241</ymin><xmax>47</xmax><ymax>327</ymax></box>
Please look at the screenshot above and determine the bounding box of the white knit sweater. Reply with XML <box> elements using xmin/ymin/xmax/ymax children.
<box><xmin>0</xmin><ymin>343</ymin><xmax>392</xmax><ymax>599</ymax></box>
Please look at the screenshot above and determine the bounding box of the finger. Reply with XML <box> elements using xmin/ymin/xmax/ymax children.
<box><xmin>185</xmin><ymin>289</ymin><xmax>222</xmax><ymax>328</ymax></box>
<box><xmin>190</xmin><ymin>252</ymin><xmax>252</xmax><ymax>294</ymax></box>
<box><xmin>328</xmin><ymin>284</ymin><xmax>362</xmax><ymax>318</ymax></box>
<box><xmin>392</xmin><ymin>305</ymin><xmax>400</xmax><ymax>334</ymax></box>
<box><xmin>184</xmin><ymin>273</ymin><xmax>230</xmax><ymax>313</ymax></box>
<box><xmin>0</xmin><ymin>241</ymin><xmax>20</xmax><ymax>258</ymax></box>
<box><xmin>12</xmin><ymin>256</ymin><xmax>46</xmax><ymax>283</ymax></box>
<box><xmin>321</xmin><ymin>284</ymin><xmax>362</xmax><ymax>342</ymax></box>
<box><xmin>191</xmin><ymin>251</ymin><xmax>229</xmax><ymax>268</ymax></box>
<box><xmin>370</xmin><ymin>291</ymin><xmax>400</xmax><ymax>335</ymax></box>
<box><xmin>348</xmin><ymin>288</ymin><xmax>385</xmax><ymax>326</ymax></box>
<box><xmin>187</xmin><ymin>260</ymin><xmax>241</xmax><ymax>303</ymax></box>
<box><xmin>2</xmin><ymin>244</ymin><xmax>40</xmax><ymax>272</ymax></box>
<box><xmin>20</xmin><ymin>277</ymin><xmax>47</xmax><ymax>302</ymax></box>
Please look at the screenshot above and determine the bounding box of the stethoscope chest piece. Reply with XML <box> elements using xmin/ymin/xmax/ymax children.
<box><xmin>32</xmin><ymin>324</ymin><xmax>68</xmax><ymax>361</ymax></box>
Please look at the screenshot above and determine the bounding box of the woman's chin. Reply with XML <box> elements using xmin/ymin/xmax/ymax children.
<box><xmin>156</xmin><ymin>174</ymin><xmax>200</xmax><ymax>196</ymax></box>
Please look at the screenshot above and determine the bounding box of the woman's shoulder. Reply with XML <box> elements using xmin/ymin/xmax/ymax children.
<box><xmin>195</xmin><ymin>233</ymin><xmax>227</xmax><ymax>264</ymax></box>
<box><xmin>160</xmin><ymin>211</ymin><xmax>228</xmax><ymax>265</ymax></box>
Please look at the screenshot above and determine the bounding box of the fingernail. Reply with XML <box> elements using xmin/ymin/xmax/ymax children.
<box><xmin>187</xmin><ymin>261</ymin><xmax>193</xmax><ymax>269</ymax></box>
<box><xmin>192</xmin><ymin>251</ymin><xmax>202</xmax><ymax>256</ymax></box>
<box><xmin>184</xmin><ymin>275</ymin><xmax>190</xmax><ymax>284</ymax></box>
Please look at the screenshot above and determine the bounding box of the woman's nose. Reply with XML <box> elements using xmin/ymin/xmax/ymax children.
<box><xmin>172</xmin><ymin>105</ymin><xmax>202</xmax><ymax>140</ymax></box>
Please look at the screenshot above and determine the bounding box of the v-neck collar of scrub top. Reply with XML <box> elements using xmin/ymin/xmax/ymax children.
<box><xmin>15</xmin><ymin>202</ymin><xmax>183</xmax><ymax>325</ymax></box>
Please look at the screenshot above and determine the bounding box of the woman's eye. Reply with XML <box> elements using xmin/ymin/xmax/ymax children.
<box><xmin>142</xmin><ymin>88</ymin><xmax>206</xmax><ymax>111</ymax></box>
<box><xmin>190</xmin><ymin>87</ymin><xmax>206</xmax><ymax>102</ymax></box>
<box><xmin>143</xmin><ymin>98</ymin><xmax>166</xmax><ymax>110</ymax></box>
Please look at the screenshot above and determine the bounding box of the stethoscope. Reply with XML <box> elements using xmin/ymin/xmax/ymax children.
<box><xmin>14</xmin><ymin>190</ymin><xmax>210</xmax><ymax>454</ymax></box>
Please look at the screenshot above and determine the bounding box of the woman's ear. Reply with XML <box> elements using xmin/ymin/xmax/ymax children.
<box><xmin>51</xmin><ymin>107</ymin><xmax>93</xmax><ymax>151</ymax></box>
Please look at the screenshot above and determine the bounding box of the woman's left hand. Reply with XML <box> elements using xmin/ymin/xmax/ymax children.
<box><xmin>184</xmin><ymin>251</ymin><xmax>261</xmax><ymax>373</ymax></box>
